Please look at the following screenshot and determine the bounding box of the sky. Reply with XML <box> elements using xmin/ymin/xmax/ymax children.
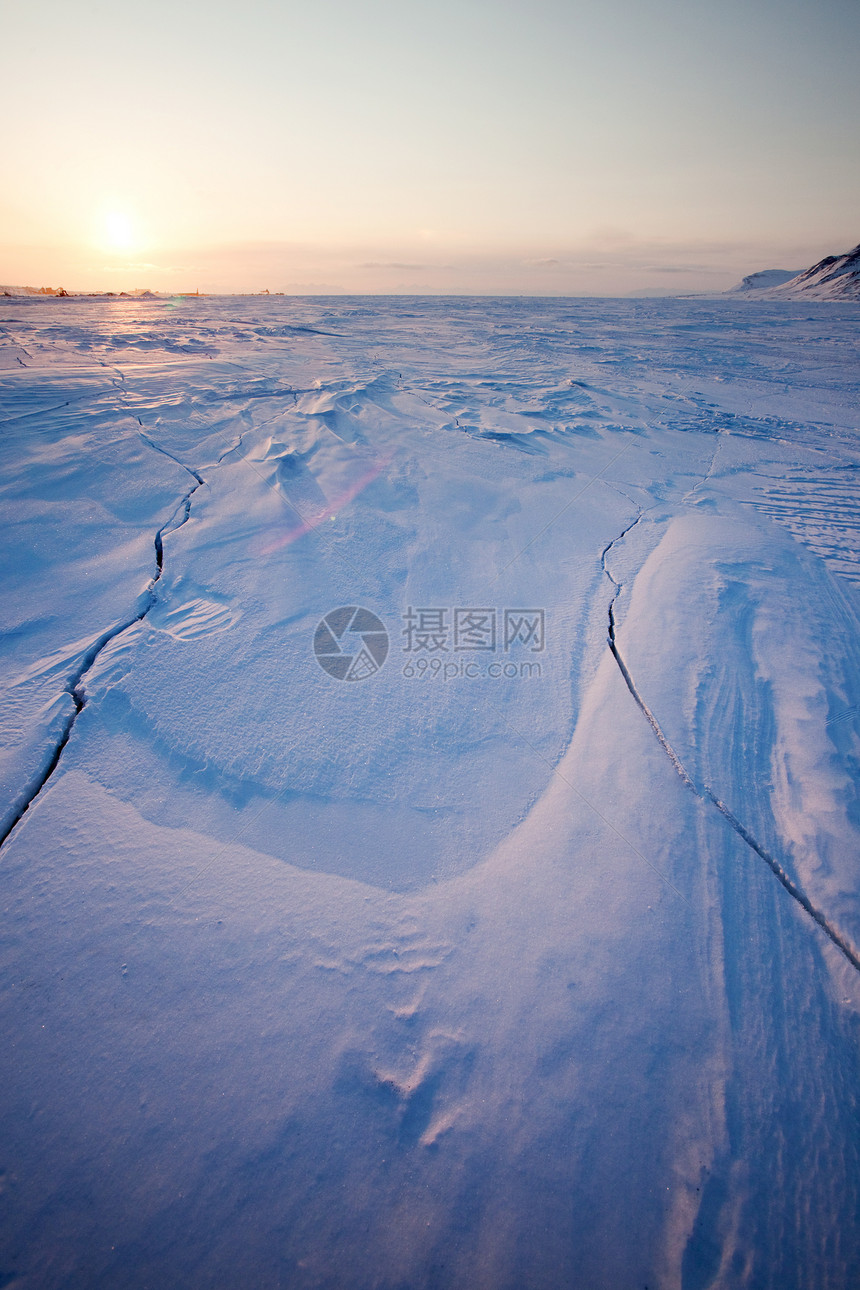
<box><xmin>1</xmin><ymin>0</ymin><xmax>859</xmax><ymax>295</ymax></box>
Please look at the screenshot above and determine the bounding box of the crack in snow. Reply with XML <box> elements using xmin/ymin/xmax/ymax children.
<box><xmin>0</xmin><ymin>450</ymin><xmax>204</xmax><ymax>850</ymax></box>
<box><xmin>0</xmin><ymin>390</ymin><xmax>97</xmax><ymax>427</ymax></box>
<box><xmin>602</xmin><ymin>521</ymin><xmax>860</xmax><ymax>975</ymax></box>
<box><xmin>136</xmin><ymin>422</ymin><xmax>205</xmax><ymax>488</ymax></box>
<box><xmin>681</xmin><ymin>433</ymin><xmax>723</xmax><ymax>505</ymax></box>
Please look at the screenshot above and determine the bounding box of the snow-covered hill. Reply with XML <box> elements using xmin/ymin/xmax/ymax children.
<box><xmin>728</xmin><ymin>268</ymin><xmax>800</xmax><ymax>292</ymax></box>
<box><xmin>732</xmin><ymin>243</ymin><xmax>860</xmax><ymax>299</ymax></box>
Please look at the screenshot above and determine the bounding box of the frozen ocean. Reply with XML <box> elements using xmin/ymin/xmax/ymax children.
<box><xmin>1</xmin><ymin>293</ymin><xmax>860</xmax><ymax>1289</ymax></box>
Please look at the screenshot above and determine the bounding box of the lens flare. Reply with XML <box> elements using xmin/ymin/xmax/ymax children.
<box><xmin>260</xmin><ymin>454</ymin><xmax>392</xmax><ymax>555</ymax></box>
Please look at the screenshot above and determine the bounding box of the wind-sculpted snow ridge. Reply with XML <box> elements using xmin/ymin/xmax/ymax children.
<box><xmin>603</xmin><ymin>522</ymin><xmax>860</xmax><ymax>975</ymax></box>
<box><xmin>757</xmin><ymin>465</ymin><xmax>860</xmax><ymax>586</ymax></box>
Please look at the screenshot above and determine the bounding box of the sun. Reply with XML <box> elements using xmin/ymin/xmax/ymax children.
<box><xmin>98</xmin><ymin>208</ymin><xmax>143</xmax><ymax>255</ymax></box>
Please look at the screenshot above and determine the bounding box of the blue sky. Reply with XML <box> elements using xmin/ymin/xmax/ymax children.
<box><xmin>2</xmin><ymin>0</ymin><xmax>858</xmax><ymax>292</ymax></box>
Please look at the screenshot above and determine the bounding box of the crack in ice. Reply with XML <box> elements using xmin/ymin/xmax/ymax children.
<box><xmin>0</xmin><ymin>446</ymin><xmax>204</xmax><ymax>850</ymax></box>
<box><xmin>602</xmin><ymin>518</ymin><xmax>860</xmax><ymax>975</ymax></box>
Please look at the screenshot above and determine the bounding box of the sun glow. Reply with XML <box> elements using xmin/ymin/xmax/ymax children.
<box><xmin>99</xmin><ymin>208</ymin><xmax>143</xmax><ymax>255</ymax></box>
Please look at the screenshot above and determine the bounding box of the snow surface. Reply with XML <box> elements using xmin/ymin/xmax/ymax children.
<box><xmin>2</xmin><ymin>294</ymin><xmax>860</xmax><ymax>1289</ymax></box>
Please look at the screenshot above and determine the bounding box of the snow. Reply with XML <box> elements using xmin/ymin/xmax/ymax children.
<box><xmin>2</xmin><ymin>293</ymin><xmax>860</xmax><ymax>1288</ymax></box>
<box><xmin>727</xmin><ymin>268</ymin><xmax>800</xmax><ymax>292</ymax></box>
<box><xmin>732</xmin><ymin>243</ymin><xmax>860</xmax><ymax>300</ymax></box>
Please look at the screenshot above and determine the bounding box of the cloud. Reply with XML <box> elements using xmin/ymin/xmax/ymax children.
<box><xmin>357</xmin><ymin>261</ymin><xmax>456</xmax><ymax>271</ymax></box>
<box><xmin>101</xmin><ymin>261</ymin><xmax>177</xmax><ymax>274</ymax></box>
<box><xmin>645</xmin><ymin>263</ymin><xmax>726</xmax><ymax>275</ymax></box>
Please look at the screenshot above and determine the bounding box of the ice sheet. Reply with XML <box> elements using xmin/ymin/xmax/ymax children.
<box><xmin>2</xmin><ymin>294</ymin><xmax>860</xmax><ymax>1288</ymax></box>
